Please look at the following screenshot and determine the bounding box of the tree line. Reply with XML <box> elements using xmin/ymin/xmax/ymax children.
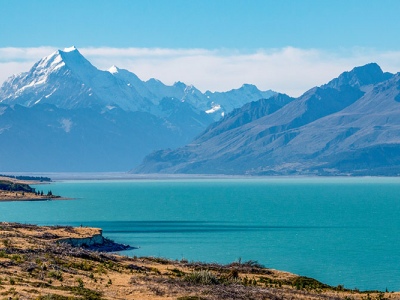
<box><xmin>0</xmin><ymin>174</ymin><xmax>52</xmax><ymax>182</ymax></box>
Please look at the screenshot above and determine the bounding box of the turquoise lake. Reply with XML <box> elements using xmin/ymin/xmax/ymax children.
<box><xmin>1</xmin><ymin>177</ymin><xmax>400</xmax><ymax>291</ymax></box>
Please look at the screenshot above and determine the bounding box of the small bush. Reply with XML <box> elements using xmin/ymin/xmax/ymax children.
<box><xmin>147</xmin><ymin>257</ymin><xmax>170</xmax><ymax>265</ymax></box>
<box><xmin>76</xmin><ymin>278</ymin><xmax>84</xmax><ymax>288</ymax></box>
<box><xmin>242</xmin><ymin>260</ymin><xmax>264</xmax><ymax>268</ymax></box>
<box><xmin>35</xmin><ymin>294</ymin><xmax>72</xmax><ymax>300</ymax></box>
<box><xmin>60</xmin><ymin>285</ymin><xmax>102</xmax><ymax>300</ymax></box>
<box><xmin>170</xmin><ymin>268</ymin><xmax>185</xmax><ymax>277</ymax></box>
<box><xmin>73</xmin><ymin>261</ymin><xmax>93</xmax><ymax>271</ymax></box>
<box><xmin>177</xmin><ymin>297</ymin><xmax>207</xmax><ymax>300</ymax></box>
<box><xmin>184</xmin><ymin>270</ymin><xmax>219</xmax><ymax>285</ymax></box>
<box><xmin>227</xmin><ymin>269</ymin><xmax>239</xmax><ymax>279</ymax></box>
<box><xmin>2</xmin><ymin>239</ymin><xmax>11</xmax><ymax>248</ymax></box>
<box><xmin>150</xmin><ymin>267</ymin><xmax>161</xmax><ymax>274</ymax></box>
<box><xmin>292</xmin><ymin>276</ymin><xmax>330</xmax><ymax>290</ymax></box>
<box><xmin>48</xmin><ymin>271</ymin><xmax>63</xmax><ymax>281</ymax></box>
<box><xmin>11</xmin><ymin>254</ymin><xmax>24</xmax><ymax>264</ymax></box>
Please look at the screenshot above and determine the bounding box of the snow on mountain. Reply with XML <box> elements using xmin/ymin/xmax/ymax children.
<box><xmin>64</xmin><ymin>46</ymin><xmax>78</xmax><ymax>52</ymax></box>
<box><xmin>108</xmin><ymin>66</ymin><xmax>159</xmax><ymax>105</ymax></box>
<box><xmin>133</xmin><ymin>63</ymin><xmax>400</xmax><ymax>176</ymax></box>
<box><xmin>204</xmin><ymin>84</ymin><xmax>276</xmax><ymax>117</ymax></box>
<box><xmin>0</xmin><ymin>47</ymin><xmax>152</xmax><ymax>111</ymax></box>
<box><xmin>0</xmin><ymin>47</ymin><xmax>279</xmax><ymax>172</ymax></box>
<box><xmin>0</xmin><ymin>47</ymin><xmax>277</xmax><ymax>118</ymax></box>
<box><xmin>205</xmin><ymin>104</ymin><xmax>221</xmax><ymax>114</ymax></box>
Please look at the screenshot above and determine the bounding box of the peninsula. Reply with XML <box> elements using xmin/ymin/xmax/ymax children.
<box><xmin>0</xmin><ymin>222</ymin><xmax>396</xmax><ymax>299</ymax></box>
<box><xmin>0</xmin><ymin>176</ymin><xmax>61</xmax><ymax>201</ymax></box>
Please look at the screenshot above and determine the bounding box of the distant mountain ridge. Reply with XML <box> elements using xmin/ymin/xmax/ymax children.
<box><xmin>133</xmin><ymin>63</ymin><xmax>400</xmax><ymax>176</ymax></box>
<box><xmin>0</xmin><ymin>47</ymin><xmax>276</xmax><ymax>171</ymax></box>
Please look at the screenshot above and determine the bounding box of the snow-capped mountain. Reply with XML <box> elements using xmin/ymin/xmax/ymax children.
<box><xmin>133</xmin><ymin>63</ymin><xmax>400</xmax><ymax>176</ymax></box>
<box><xmin>0</xmin><ymin>47</ymin><xmax>276</xmax><ymax>118</ymax></box>
<box><xmin>0</xmin><ymin>47</ymin><xmax>154</xmax><ymax>111</ymax></box>
<box><xmin>0</xmin><ymin>47</ymin><xmax>276</xmax><ymax>171</ymax></box>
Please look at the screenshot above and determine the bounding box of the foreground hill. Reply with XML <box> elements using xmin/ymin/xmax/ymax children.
<box><xmin>0</xmin><ymin>222</ymin><xmax>394</xmax><ymax>299</ymax></box>
<box><xmin>133</xmin><ymin>63</ymin><xmax>400</xmax><ymax>175</ymax></box>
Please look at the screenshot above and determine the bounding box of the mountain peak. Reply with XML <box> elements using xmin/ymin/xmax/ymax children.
<box><xmin>326</xmin><ymin>63</ymin><xmax>393</xmax><ymax>89</ymax></box>
<box><xmin>58</xmin><ymin>46</ymin><xmax>85</xmax><ymax>59</ymax></box>
<box><xmin>241</xmin><ymin>83</ymin><xmax>256</xmax><ymax>88</ymax></box>
<box><xmin>63</xmin><ymin>46</ymin><xmax>78</xmax><ymax>52</ymax></box>
<box><xmin>240</xmin><ymin>84</ymin><xmax>259</xmax><ymax>91</ymax></box>
<box><xmin>54</xmin><ymin>47</ymin><xmax>97</xmax><ymax>75</ymax></box>
<box><xmin>349</xmin><ymin>63</ymin><xmax>383</xmax><ymax>81</ymax></box>
<box><xmin>108</xmin><ymin>65</ymin><xmax>120</xmax><ymax>74</ymax></box>
<box><xmin>173</xmin><ymin>81</ymin><xmax>187</xmax><ymax>89</ymax></box>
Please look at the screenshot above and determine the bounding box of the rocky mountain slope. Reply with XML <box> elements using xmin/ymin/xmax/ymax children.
<box><xmin>133</xmin><ymin>63</ymin><xmax>400</xmax><ymax>176</ymax></box>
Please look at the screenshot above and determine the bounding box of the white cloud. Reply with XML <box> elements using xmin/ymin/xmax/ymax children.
<box><xmin>0</xmin><ymin>47</ymin><xmax>57</xmax><ymax>61</ymax></box>
<box><xmin>1</xmin><ymin>46</ymin><xmax>400</xmax><ymax>97</ymax></box>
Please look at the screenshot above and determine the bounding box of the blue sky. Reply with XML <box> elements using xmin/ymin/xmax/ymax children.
<box><xmin>1</xmin><ymin>0</ymin><xmax>400</xmax><ymax>96</ymax></box>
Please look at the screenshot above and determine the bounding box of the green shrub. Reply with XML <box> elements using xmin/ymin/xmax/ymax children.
<box><xmin>76</xmin><ymin>278</ymin><xmax>84</xmax><ymax>289</ymax></box>
<box><xmin>48</xmin><ymin>271</ymin><xmax>63</xmax><ymax>281</ymax></box>
<box><xmin>11</xmin><ymin>254</ymin><xmax>24</xmax><ymax>264</ymax></box>
<box><xmin>170</xmin><ymin>268</ymin><xmax>185</xmax><ymax>277</ymax></box>
<box><xmin>35</xmin><ymin>294</ymin><xmax>73</xmax><ymax>300</ymax></box>
<box><xmin>184</xmin><ymin>270</ymin><xmax>219</xmax><ymax>285</ymax></box>
<box><xmin>292</xmin><ymin>276</ymin><xmax>330</xmax><ymax>290</ymax></box>
<box><xmin>2</xmin><ymin>239</ymin><xmax>10</xmax><ymax>248</ymax></box>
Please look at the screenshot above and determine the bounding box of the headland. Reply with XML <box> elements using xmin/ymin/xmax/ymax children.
<box><xmin>0</xmin><ymin>176</ymin><xmax>63</xmax><ymax>202</ymax></box>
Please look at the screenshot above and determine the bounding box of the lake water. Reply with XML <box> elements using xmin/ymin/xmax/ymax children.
<box><xmin>1</xmin><ymin>177</ymin><xmax>400</xmax><ymax>291</ymax></box>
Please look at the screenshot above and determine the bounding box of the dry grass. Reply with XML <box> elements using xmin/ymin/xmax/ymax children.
<box><xmin>0</xmin><ymin>222</ymin><xmax>398</xmax><ymax>300</ymax></box>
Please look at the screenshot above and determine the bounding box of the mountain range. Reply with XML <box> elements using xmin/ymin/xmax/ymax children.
<box><xmin>133</xmin><ymin>63</ymin><xmax>400</xmax><ymax>176</ymax></box>
<box><xmin>0</xmin><ymin>47</ymin><xmax>275</xmax><ymax>171</ymax></box>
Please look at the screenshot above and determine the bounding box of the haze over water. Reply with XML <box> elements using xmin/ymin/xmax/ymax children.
<box><xmin>1</xmin><ymin>177</ymin><xmax>399</xmax><ymax>291</ymax></box>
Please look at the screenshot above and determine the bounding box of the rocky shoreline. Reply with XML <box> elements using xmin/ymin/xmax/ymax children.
<box><xmin>85</xmin><ymin>237</ymin><xmax>134</xmax><ymax>252</ymax></box>
<box><xmin>55</xmin><ymin>227</ymin><xmax>134</xmax><ymax>252</ymax></box>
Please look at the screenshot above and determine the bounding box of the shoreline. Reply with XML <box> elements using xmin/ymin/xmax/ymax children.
<box><xmin>0</xmin><ymin>222</ymin><xmax>398</xmax><ymax>299</ymax></box>
<box><xmin>0</xmin><ymin>176</ymin><xmax>65</xmax><ymax>202</ymax></box>
<box><xmin>5</xmin><ymin>171</ymin><xmax>400</xmax><ymax>182</ymax></box>
<box><xmin>0</xmin><ymin>196</ymin><xmax>72</xmax><ymax>202</ymax></box>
